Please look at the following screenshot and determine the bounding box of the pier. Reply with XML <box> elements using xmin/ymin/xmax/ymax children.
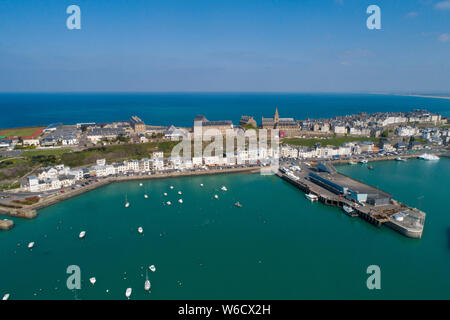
<box><xmin>277</xmin><ymin>161</ymin><xmax>426</xmax><ymax>238</ymax></box>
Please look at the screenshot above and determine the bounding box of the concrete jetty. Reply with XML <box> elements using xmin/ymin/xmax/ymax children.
<box><xmin>277</xmin><ymin>161</ymin><xmax>425</xmax><ymax>239</ymax></box>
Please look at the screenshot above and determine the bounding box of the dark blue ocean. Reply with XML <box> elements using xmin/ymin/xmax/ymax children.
<box><xmin>0</xmin><ymin>93</ymin><xmax>449</xmax><ymax>129</ymax></box>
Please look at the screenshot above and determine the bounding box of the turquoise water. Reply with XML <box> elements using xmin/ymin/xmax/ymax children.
<box><xmin>1</xmin><ymin>93</ymin><xmax>450</xmax><ymax>129</ymax></box>
<box><xmin>1</xmin><ymin>158</ymin><xmax>449</xmax><ymax>300</ymax></box>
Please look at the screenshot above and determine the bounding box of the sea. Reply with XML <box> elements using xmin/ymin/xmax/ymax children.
<box><xmin>0</xmin><ymin>93</ymin><xmax>449</xmax><ymax>129</ymax></box>
<box><xmin>0</xmin><ymin>93</ymin><xmax>450</xmax><ymax>300</ymax></box>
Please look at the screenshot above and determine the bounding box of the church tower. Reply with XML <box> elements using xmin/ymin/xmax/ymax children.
<box><xmin>274</xmin><ymin>106</ymin><xmax>279</xmax><ymax>124</ymax></box>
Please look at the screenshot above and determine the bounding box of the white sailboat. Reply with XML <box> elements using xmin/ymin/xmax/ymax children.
<box><xmin>138</xmin><ymin>227</ymin><xmax>143</xmax><ymax>234</ymax></box>
<box><xmin>28</xmin><ymin>242</ymin><xmax>35</xmax><ymax>249</ymax></box>
<box><xmin>170</xmin><ymin>186</ymin><xmax>174</xmax><ymax>189</ymax></box>
<box><xmin>89</xmin><ymin>277</ymin><xmax>96</xmax><ymax>285</ymax></box>
<box><xmin>178</xmin><ymin>191</ymin><xmax>182</xmax><ymax>195</ymax></box>
<box><xmin>139</xmin><ymin>183</ymin><xmax>143</xmax><ymax>187</ymax></box>
<box><xmin>178</xmin><ymin>199</ymin><xmax>183</xmax><ymax>204</ymax></box>
<box><xmin>125</xmin><ymin>288</ymin><xmax>132</xmax><ymax>299</ymax></box>
<box><xmin>125</xmin><ymin>194</ymin><xmax>130</xmax><ymax>208</ymax></box>
<box><xmin>221</xmin><ymin>186</ymin><xmax>227</xmax><ymax>191</ymax></box>
<box><xmin>144</xmin><ymin>271</ymin><xmax>151</xmax><ymax>292</ymax></box>
<box><xmin>166</xmin><ymin>201</ymin><xmax>171</xmax><ymax>205</ymax></box>
<box><xmin>214</xmin><ymin>194</ymin><xmax>219</xmax><ymax>199</ymax></box>
<box><xmin>200</xmin><ymin>183</ymin><xmax>204</xmax><ymax>187</ymax></box>
<box><xmin>149</xmin><ymin>265</ymin><xmax>156</xmax><ymax>272</ymax></box>
<box><xmin>2</xmin><ymin>293</ymin><xmax>10</xmax><ymax>300</ymax></box>
<box><xmin>79</xmin><ymin>231</ymin><xmax>86</xmax><ymax>239</ymax></box>
<box><xmin>163</xmin><ymin>193</ymin><xmax>167</xmax><ymax>197</ymax></box>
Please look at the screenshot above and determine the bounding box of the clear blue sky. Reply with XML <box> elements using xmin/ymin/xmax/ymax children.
<box><xmin>0</xmin><ymin>0</ymin><xmax>449</xmax><ymax>93</ymax></box>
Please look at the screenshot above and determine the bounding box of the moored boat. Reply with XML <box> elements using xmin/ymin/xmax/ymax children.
<box><xmin>125</xmin><ymin>288</ymin><xmax>132</xmax><ymax>299</ymax></box>
<box><xmin>305</xmin><ymin>194</ymin><xmax>318</xmax><ymax>202</ymax></box>
<box><xmin>235</xmin><ymin>202</ymin><xmax>242</xmax><ymax>208</ymax></box>
<box><xmin>79</xmin><ymin>231</ymin><xmax>86</xmax><ymax>239</ymax></box>
<box><xmin>418</xmin><ymin>153</ymin><xmax>439</xmax><ymax>161</ymax></box>
<box><xmin>28</xmin><ymin>242</ymin><xmax>35</xmax><ymax>249</ymax></box>
<box><xmin>342</xmin><ymin>205</ymin><xmax>355</xmax><ymax>216</ymax></box>
<box><xmin>89</xmin><ymin>277</ymin><xmax>96</xmax><ymax>285</ymax></box>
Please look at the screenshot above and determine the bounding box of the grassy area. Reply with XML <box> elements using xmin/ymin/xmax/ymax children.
<box><xmin>22</xmin><ymin>148</ymin><xmax>73</xmax><ymax>157</ymax></box>
<box><xmin>60</xmin><ymin>141</ymin><xmax>180</xmax><ymax>167</ymax></box>
<box><xmin>0</xmin><ymin>182</ymin><xmax>20</xmax><ymax>191</ymax></box>
<box><xmin>0</xmin><ymin>126</ymin><xmax>44</xmax><ymax>138</ymax></box>
<box><xmin>282</xmin><ymin>136</ymin><xmax>379</xmax><ymax>148</ymax></box>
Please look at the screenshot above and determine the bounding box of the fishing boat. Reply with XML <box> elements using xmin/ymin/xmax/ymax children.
<box><xmin>418</xmin><ymin>153</ymin><xmax>439</xmax><ymax>161</ymax></box>
<box><xmin>138</xmin><ymin>227</ymin><xmax>143</xmax><ymax>234</ymax></box>
<box><xmin>235</xmin><ymin>202</ymin><xmax>242</xmax><ymax>208</ymax></box>
<box><xmin>221</xmin><ymin>186</ymin><xmax>227</xmax><ymax>191</ymax></box>
<box><xmin>214</xmin><ymin>194</ymin><xmax>219</xmax><ymax>199</ymax></box>
<box><xmin>144</xmin><ymin>271</ymin><xmax>151</xmax><ymax>292</ymax></box>
<box><xmin>125</xmin><ymin>194</ymin><xmax>130</xmax><ymax>208</ymax></box>
<box><xmin>28</xmin><ymin>242</ymin><xmax>35</xmax><ymax>249</ymax></box>
<box><xmin>178</xmin><ymin>199</ymin><xmax>183</xmax><ymax>204</ymax></box>
<box><xmin>89</xmin><ymin>277</ymin><xmax>96</xmax><ymax>285</ymax></box>
<box><xmin>2</xmin><ymin>293</ymin><xmax>10</xmax><ymax>300</ymax></box>
<box><xmin>149</xmin><ymin>265</ymin><xmax>156</xmax><ymax>272</ymax></box>
<box><xmin>305</xmin><ymin>194</ymin><xmax>318</xmax><ymax>202</ymax></box>
<box><xmin>125</xmin><ymin>288</ymin><xmax>132</xmax><ymax>299</ymax></box>
<box><xmin>79</xmin><ymin>231</ymin><xmax>86</xmax><ymax>239</ymax></box>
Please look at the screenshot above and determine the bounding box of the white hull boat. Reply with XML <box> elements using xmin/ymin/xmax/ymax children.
<box><xmin>305</xmin><ymin>194</ymin><xmax>318</xmax><ymax>202</ymax></box>
<box><xmin>125</xmin><ymin>288</ymin><xmax>132</xmax><ymax>299</ymax></box>
<box><xmin>79</xmin><ymin>231</ymin><xmax>86</xmax><ymax>239</ymax></box>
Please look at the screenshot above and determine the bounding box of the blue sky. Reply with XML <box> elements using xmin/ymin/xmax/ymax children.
<box><xmin>0</xmin><ymin>0</ymin><xmax>449</xmax><ymax>93</ymax></box>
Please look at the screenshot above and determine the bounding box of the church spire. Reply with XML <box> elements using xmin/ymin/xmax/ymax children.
<box><xmin>274</xmin><ymin>106</ymin><xmax>279</xmax><ymax>123</ymax></box>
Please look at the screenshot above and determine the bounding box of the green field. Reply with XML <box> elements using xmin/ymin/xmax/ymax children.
<box><xmin>0</xmin><ymin>126</ymin><xmax>44</xmax><ymax>138</ymax></box>
<box><xmin>22</xmin><ymin>148</ymin><xmax>73</xmax><ymax>157</ymax></box>
<box><xmin>282</xmin><ymin>136</ymin><xmax>379</xmax><ymax>148</ymax></box>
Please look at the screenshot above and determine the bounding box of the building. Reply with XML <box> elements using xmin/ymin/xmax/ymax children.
<box><xmin>130</xmin><ymin>116</ymin><xmax>146</xmax><ymax>134</ymax></box>
<box><xmin>193</xmin><ymin>115</ymin><xmax>234</xmax><ymax>135</ymax></box>
<box><xmin>239</xmin><ymin>116</ymin><xmax>257</xmax><ymax>128</ymax></box>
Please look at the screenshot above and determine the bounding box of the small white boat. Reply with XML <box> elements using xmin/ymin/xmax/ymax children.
<box><xmin>125</xmin><ymin>288</ymin><xmax>132</xmax><ymax>299</ymax></box>
<box><xmin>163</xmin><ymin>193</ymin><xmax>168</xmax><ymax>196</ymax></box>
<box><xmin>139</xmin><ymin>183</ymin><xmax>143</xmax><ymax>187</ymax></box>
<box><xmin>89</xmin><ymin>277</ymin><xmax>96</xmax><ymax>285</ymax></box>
<box><xmin>418</xmin><ymin>153</ymin><xmax>439</xmax><ymax>161</ymax></box>
<box><xmin>178</xmin><ymin>191</ymin><xmax>182</xmax><ymax>195</ymax></box>
<box><xmin>342</xmin><ymin>205</ymin><xmax>355</xmax><ymax>216</ymax></box>
<box><xmin>170</xmin><ymin>186</ymin><xmax>174</xmax><ymax>189</ymax></box>
<box><xmin>166</xmin><ymin>201</ymin><xmax>171</xmax><ymax>205</ymax></box>
<box><xmin>200</xmin><ymin>184</ymin><xmax>204</xmax><ymax>187</ymax></box>
<box><xmin>125</xmin><ymin>194</ymin><xmax>130</xmax><ymax>208</ymax></box>
<box><xmin>79</xmin><ymin>231</ymin><xmax>86</xmax><ymax>239</ymax></box>
<box><xmin>235</xmin><ymin>202</ymin><xmax>242</xmax><ymax>208</ymax></box>
<box><xmin>395</xmin><ymin>157</ymin><xmax>406</xmax><ymax>161</ymax></box>
<box><xmin>305</xmin><ymin>194</ymin><xmax>318</xmax><ymax>202</ymax></box>
<box><xmin>178</xmin><ymin>199</ymin><xmax>183</xmax><ymax>204</ymax></box>
<box><xmin>2</xmin><ymin>293</ymin><xmax>10</xmax><ymax>300</ymax></box>
<box><xmin>144</xmin><ymin>271</ymin><xmax>151</xmax><ymax>291</ymax></box>
<box><xmin>138</xmin><ymin>227</ymin><xmax>143</xmax><ymax>234</ymax></box>
<box><xmin>214</xmin><ymin>194</ymin><xmax>219</xmax><ymax>199</ymax></box>
<box><xmin>221</xmin><ymin>186</ymin><xmax>227</xmax><ymax>191</ymax></box>
<box><xmin>149</xmin><ymin>265</ymin><xmax>156</xmax><ymax>272</ymax></box>
<box><xmin>28</xmin><ymin>242</ymin><xmax>35</xmax><ymax>249</ymax></box>
<box><xmin>144</xmin><ymin>194</ymin><xmax>148</xmax><ymax>199</ymax></box>
<box><xmin>349</xmin><ymin>161</ymin><xmax>357</xmax><ymax>165</ymax></box>
<box><xmin>360</xmin><ymin>159</ymin><xmax>368</xmax><ymax>164</ymax></box>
